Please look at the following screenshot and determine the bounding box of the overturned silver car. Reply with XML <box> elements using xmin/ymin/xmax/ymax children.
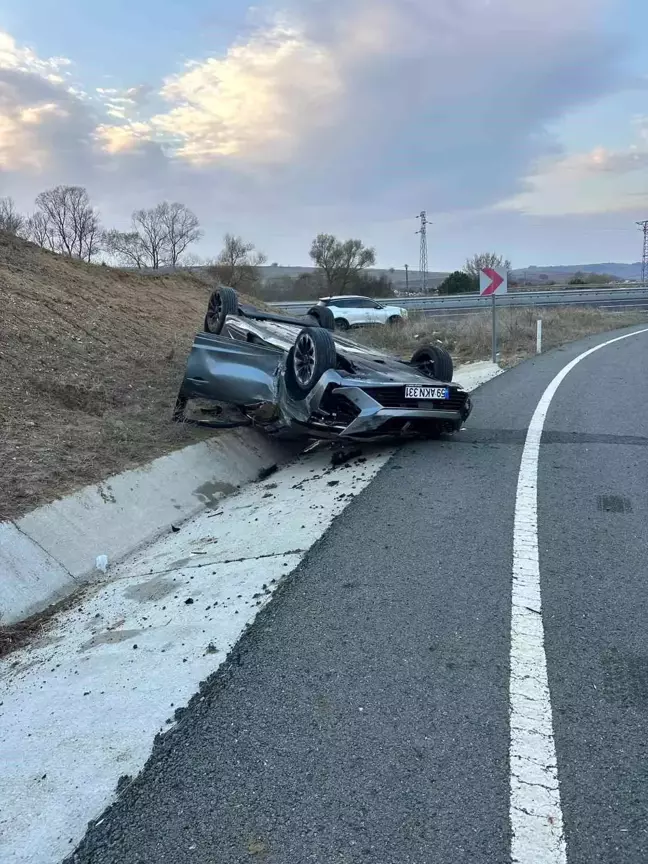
<box><xmin>174</xmin><ymin>286</ymin><xmax>472</xmax><ymax>441</ymax></box>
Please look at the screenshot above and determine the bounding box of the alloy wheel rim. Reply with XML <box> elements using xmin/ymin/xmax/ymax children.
<box><xmin>294</xmin><ymin>334</ymin><xmax>316</xmax><ymax>386</ymax></box>
<box><xmin>420</xmin><ymin>357</ymin><xmax>436</xmax><ymax>378</ymax></box>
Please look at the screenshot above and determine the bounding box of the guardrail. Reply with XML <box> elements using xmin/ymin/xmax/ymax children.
<box><xmin>269</xmin><ymin>286</ymin><xmax>648</xmax><ymax>317</ymax></box>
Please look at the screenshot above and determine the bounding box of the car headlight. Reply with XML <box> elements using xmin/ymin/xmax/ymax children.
<box><xmin>401</xmin><ymin>308</ymin><xmax>409</xmax><ymax>318</ymax></box>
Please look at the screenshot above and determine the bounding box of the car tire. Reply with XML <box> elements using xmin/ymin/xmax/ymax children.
<box><xmin>204</xmin><ymin>286</ymin><xmax>239</xmax><ymax>334</ymax></box>
<box><xmin>335</xmin><ymin>318</ymin><xmax>350</xmax><ymax>331</ymax></box>
<box><xmin>388</xmin><ymin>315</ymin><xmax>404</xmax><ymax>327</ymax></box>
<box><xmin>410</xmin><ymin>344</ymin><xmax>454</xmax><ymax>383</ymax></box>
<box><xmin>285</xmin><ymin>328</ymin><xmax>337</xmax><ymax>400</ymax></box>
<box><xmin>307</xmin><ymin>305</ymin><xmax>336</xmax><ymax>331</ymax></box>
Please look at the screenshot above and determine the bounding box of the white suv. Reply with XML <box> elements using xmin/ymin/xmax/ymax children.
<box><xmin>318</xmin><ymin>296</ymin><xmax>408</xmax><ymax>331</ymax></box>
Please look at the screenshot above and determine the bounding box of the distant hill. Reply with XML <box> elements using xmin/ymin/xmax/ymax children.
<box><xmin>262</xmin><ymin>263</ymin><xmax>644</xmax><ymax>289</ymax></box>
<box><xmin>513</xmin><ymin>263</ymin><xmax>643</xmax><ymax>283</ymax></box>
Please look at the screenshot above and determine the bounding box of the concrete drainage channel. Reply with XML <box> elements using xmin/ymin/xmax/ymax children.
<box><xmin>0</xmin><ymin>431</ymin><xmax>296</xmax><ymax>626</ymax></box>
<box><xmin>0</xmin><ymin>362</ymin><xmax>501</xmax><ymax>864</ymax></box>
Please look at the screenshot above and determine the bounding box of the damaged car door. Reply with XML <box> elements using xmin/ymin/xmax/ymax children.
<box><xmin>181</xmin><ymin>332</ymin><xmax>283</xmax><ymax>406</ymax></box>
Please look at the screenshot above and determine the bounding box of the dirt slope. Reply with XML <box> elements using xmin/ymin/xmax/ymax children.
<box><xmin>1</xmin><ymin>233</ymin><xmax>222</xmax><ymax>520</ymax></box>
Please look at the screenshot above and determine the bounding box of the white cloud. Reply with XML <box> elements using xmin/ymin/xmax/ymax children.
<box><xmin>500</xmin><ymin>119</ymin><xmax>648</xmax><ymax>216</ymax></box>
<box><xmin>89</xmin><ymin>0</ymin><xmax>624</xmax><ymax>210</ymax></box>
<box><xmin>97</xmin><ymin>22</ymin><xmax>341</xmax><ymax>165</ymax></box>
<box><xmin>0</xmin><ymin>1</ymin><xmax>638</xmax><ymax>264</ymax></box>
<box><xmin>0</xmin><ymin>98</ymin><xmax>68</xmax><ymax>170</ymax></box>
<box><xmin>0</xmin><ymin>31</ymin><xmax>94</xmax><ymax>177</ymax></box>
<box><xmin>0</xmin><ymin>31</ymin><xmax>71</xmax><ymax>82</ymax></box>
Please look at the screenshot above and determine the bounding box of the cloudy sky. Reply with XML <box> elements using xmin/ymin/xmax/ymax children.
<box><xmin>0</xmin><ymin>0</ymin><xmax>647</xmax><ymax>269</ymax></box>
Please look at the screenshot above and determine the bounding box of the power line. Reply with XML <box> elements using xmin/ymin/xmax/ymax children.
<box><xmin>637</xmin><ymin>220</ymin><xmax>648</xmax><ymax>284</ymax></box>
<box><xmin>416</xmin><ymin>211</ymin><xmax>430</xmax><ymax>294</ymax></box>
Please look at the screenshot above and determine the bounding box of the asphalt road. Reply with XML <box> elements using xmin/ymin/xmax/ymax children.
<box><xmin>66</xmin><ymin>326</ymin><xmax>648</xmax><ymax>864</ymax></box>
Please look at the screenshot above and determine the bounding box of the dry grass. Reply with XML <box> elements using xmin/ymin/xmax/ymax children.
<box><xmin>354</xmin><ymin>306</ymin><xmax>648</xmax><ymax>366</ymax></box>
<box><xmin>0</xmin><ymin>232</ymin><xmax>265</xmax><ymax>521</ymax></box>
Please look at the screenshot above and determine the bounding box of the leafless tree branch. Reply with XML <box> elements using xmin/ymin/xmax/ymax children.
<box><xmin>0</xmin><ymin>197</ymin><xmax>25</xmax><ymax>235</ymax></box>
<box><xmin>208</xmin><ymin>234</ymin><xmax>267</xmax><ymax>291</ymax></box>
<box><xmin>32</xmin><ymin>186</ymin><xmax>101</xmax><ymax>262</ymax></box>
<box><xmin>159</xmin><ymin>202</ymin><xmax>202</xmax><ymax>267</ymax></box>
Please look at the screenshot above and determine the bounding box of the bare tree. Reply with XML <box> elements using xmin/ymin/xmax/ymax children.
<box><xmin>25</xmin><ymin>211</ymin><xmax>54</xmax><ymax>249</ymax></box>
<box><xmin>102</xmin><ymin>202</ymin><xmax>200</xmax><ymax>270</ymax></box>
<box><xmin>209</xmin><ymin>234</ymin><xmax>267</xmax><ymax>292</ymax></box>
<box><xmin>132</xmin><ymin>205</ymin><xmax>169</xmax><ymax>269</ymax></box>
<box><xmin>0</xmin><ymin>197</ymin><xmax>24</xmax><ymax>235</ymax></box>
<box><xmin>464</xmin><ymin>252</ymin><xmax>512</xmax><ymax>280</ymax></box>
<box><xmin>159</xmin><ymin>202</ymin><xmax>202</xmax><ymax>267</ymax></box>
<box><xmin>102</xmin><ymin>229</ymin><xmax>148</xmax><ymax>268</ymax></box>
<box><xmin>33</xmin><ymin>186</ymin><xmax>101</xmax><ymax>261</ymax></box>
<box><xmin>309</xmin><ymin>234</ymin><xmax>376</xmax><ymax>294</ymax></box>
<box><xmin>84</xmin><ymin>214</ymin><xmax>101</xmax><ymax>263</ymax></box>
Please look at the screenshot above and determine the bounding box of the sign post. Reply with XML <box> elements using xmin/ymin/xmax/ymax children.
<box><xmin>479</xmin><ymin>267</ymin><xmax>508</xmax><ymax>364</ymax></box>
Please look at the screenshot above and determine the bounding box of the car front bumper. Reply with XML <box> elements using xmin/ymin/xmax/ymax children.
<box><xmin>281</xmin><ymin>375</ymin><xmax>472</xmax><ymax>441</ymax></box>
<box><xmin>333</xmin><ymin>385</ymin><xmax>471</xmax><ymax>438</ymax></box>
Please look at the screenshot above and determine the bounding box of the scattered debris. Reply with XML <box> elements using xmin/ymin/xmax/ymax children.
<box><xmin>95</xmin><ymin>555</ymin><xmax>108</xmax><ymax>574</ymax></box>
<box><xmin>185</xmin><ymin>598</ymin><xmax>194</xmax><ymax>606</ymax></box>
<box><xmin>331</xmin><ymin>448</ymin><xmax>362</xmax><ymax>467</ymax></box>
<box><xmin>171</xmin><ymin>525</ymin><xmax>181</xmax><ymax>533</ymax></box>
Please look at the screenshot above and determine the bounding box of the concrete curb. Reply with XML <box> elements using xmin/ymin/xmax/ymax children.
<box><xmin>0</xmin><ymin>430</ymin><xmax>295</xmax><ymax>625</ymax></box>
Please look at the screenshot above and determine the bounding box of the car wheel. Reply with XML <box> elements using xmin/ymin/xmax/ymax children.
<box><xmin>410</xmin><ymin>344</ymin><xmax>454</xmax><ymax>383</ymax></box>
<box><xmin>307</xmin><ymin>305</ymin><xmax>336</xmax><ymax>331</ymax></box>
<box><xmin>388</xmin><ymin>315</ymin><xmax>404</xmax><ymax>327</ymax></box>
<box><xmin>335</xmin><ymin>318</ymin><xmax>350</xmax><ymax>332</ymax></box>
<box><xmin>286</xmin><ymin>328</ymin><xmax>337</xmax><ymax>399</ymax></box>
<box><xmin>204</xmin><ymin>286</ymin><xmax>239</xmax><ymax>334</ymax></box>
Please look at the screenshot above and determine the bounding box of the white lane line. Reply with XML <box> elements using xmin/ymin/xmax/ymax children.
<box><xmin>510</xmin><ymin>327</ymin><xmax>648</xmax><ymax>864</ymax></box>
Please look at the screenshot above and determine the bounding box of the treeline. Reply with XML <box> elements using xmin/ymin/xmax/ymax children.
<box><xmin>197</xmin><ymin>232</ymin><xmax>387</xmax><ymax>301</ymax></box>
<box><xmin>0</xmin><ymin>190</ymin><xmax>519</xmax><ymax>299</ymax></box>
<box><xmin>0</xmin><ymin>188</ymin><xmax>202</xmax><ymax>269</ymax></box>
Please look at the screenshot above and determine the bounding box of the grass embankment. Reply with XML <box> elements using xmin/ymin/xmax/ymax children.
<box><xmin>0</xmin><ymin>232</ymin><xmax>266</xmax><ymax>521</ymax></box>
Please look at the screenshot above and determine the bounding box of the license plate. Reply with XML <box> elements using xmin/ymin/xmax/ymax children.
<box><xmin>405</xmin><ymin>385</ymin><xmax>450</xmax><ymax>400</ymax></box>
